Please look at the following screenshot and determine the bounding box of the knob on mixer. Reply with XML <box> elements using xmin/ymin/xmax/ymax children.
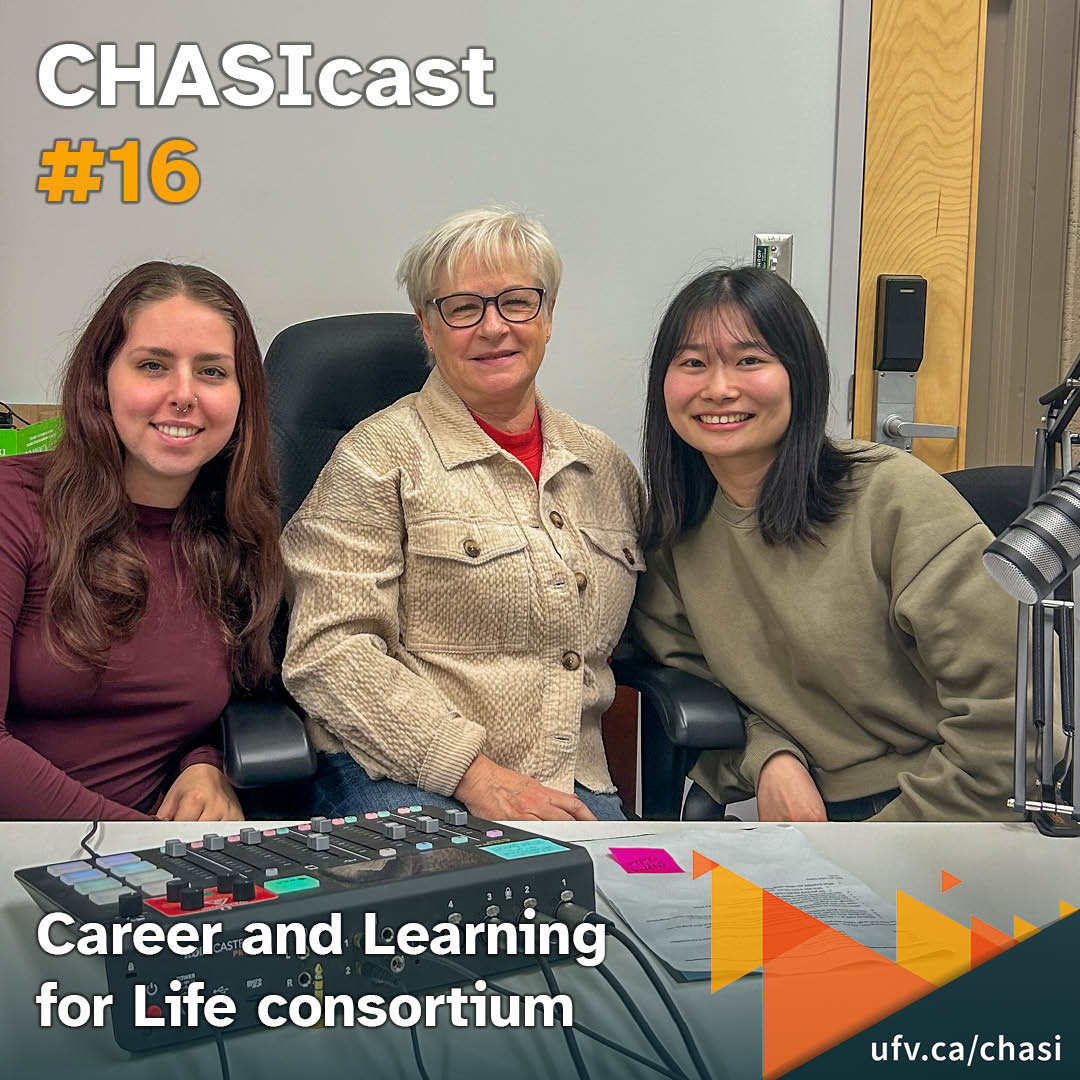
<box><xmin>116</xmin><ymin>891</ymin><xmax>143</xmax><ymax>918</ymax></box>
<box><xmin>179</xmin><ymin>885</ymin><xmax>203</xmax><ymax>911</ymax></box>
<box><xmin>233</xmin><ymin>879</ymin><xmax>256</xmax><ymax>902</ymax></box>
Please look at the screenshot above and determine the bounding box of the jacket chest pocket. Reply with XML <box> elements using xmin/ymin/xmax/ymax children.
<box><xmin>401</xmin><ymin>520</ymin><xmax>531</xmax><ymax>654</ymax></box>
<box><xmin>579</xmin><ymin>525</ymin><xmax>645</xmax><ymax>652</ymax></box>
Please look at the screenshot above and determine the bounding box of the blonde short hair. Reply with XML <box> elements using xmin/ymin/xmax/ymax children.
<box><xmin>396</xmin><ymin>206</ymin><xmax>562</xmax><ymax>313</ymax></box>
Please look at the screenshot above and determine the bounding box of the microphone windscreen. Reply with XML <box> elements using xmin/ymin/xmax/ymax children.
<box><xmin>983</xmin><ymin>538</ymin><xmax>1057</xmax><ymax>604</ymax></box>
<box><xmin>983</xmin><ymin>468</ymin><xmax>1080</xmax><ymax>603</ymax></box>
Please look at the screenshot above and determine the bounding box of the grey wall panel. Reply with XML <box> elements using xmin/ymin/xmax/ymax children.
<box><xmin>1</xmin><ymin>0</ymin><xmax>862</xmax><ymax>460</ymax></box>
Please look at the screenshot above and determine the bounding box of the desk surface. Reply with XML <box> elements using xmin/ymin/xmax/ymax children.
<box><xmin>1</xmin><ymin>820</ymin><xmax>1075</xmax><ymax>1080</ymax></box>
<box><xmin>537</xmin><ymin>819</ymin><xmax>1079</xmax><ymax>931</ymax></box>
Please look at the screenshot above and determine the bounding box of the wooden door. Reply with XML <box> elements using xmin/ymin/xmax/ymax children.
<box><xmin>853</xmin><ymin>0</ymin><xmax>987</xmax><ymax>472</ymax></box>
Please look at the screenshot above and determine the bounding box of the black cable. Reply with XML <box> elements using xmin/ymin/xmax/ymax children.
<box><xmin>0</xmin><ymin>399</ymin><xmax>30</xmax><ymax>425</ymax></box>
<box><xmin>77</xmin><ymin>817</ymin><xmax>232</xmax><ymax>1080</ymax></box>
<box><xmin>214</xmin><ymin>1031</ymin><xmax>231</xmax><ymax>1080</ymax></box>
<box><xmin>566</xmin><ymin>1015</ymin><xmax>684</xmax><ymax>1079</ymax></box>
<box><xmin>373</xmin><ymin>968</ymin><xmax>433</xmax><ymax>1080</ymax></box>
<box><xmin>535</xmin><ymin>952</ymin><xmax>592</xmax><ymax>1080</ymax></box>
<box><xmin>407</xmin><ymin>1022</ymin><xmax>433</xmax><ymax>1080</ymax></box>
<box><xmin>552</xmin><ymin>904</ymin><xmax>717</xmax><ymax>1080</ymax></box>
<box><xmin>595</xmin><ymin>960</ymin><xmax>688</xmax><ymax>1080</ymax></box>
<box><xmin>79</xmin><ymin>820</ymin><xmax>101</xmax><ymax>859</ymax></box>
<box><xmin>603</xmin><ymin>923</ymin><xmax>715</xmax><ymax>1080</ymax></box>
<box><xmin>421</xmin><ymin>955</ymin><xmax>684</xmax><ymax>1080</ymax></box>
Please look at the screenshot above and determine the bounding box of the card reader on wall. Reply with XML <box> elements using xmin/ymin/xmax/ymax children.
<box><xmin>871</xmin><ymin>275</ymin><xmax>958</xmax><ymax>451</ymax></box>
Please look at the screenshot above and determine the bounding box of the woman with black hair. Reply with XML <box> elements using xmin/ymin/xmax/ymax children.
<box><xmin>632</xmin><ymin>266</ymin><xmax>1018</xmax><ymax>821</ymax></box>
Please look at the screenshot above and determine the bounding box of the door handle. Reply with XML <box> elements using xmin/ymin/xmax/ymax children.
<box><xmin>881</xmin><ymin>416</ymin><xmax>959</xmax><ymax>440</ymax></box>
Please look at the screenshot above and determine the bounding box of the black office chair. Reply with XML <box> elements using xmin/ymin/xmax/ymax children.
<box><xmin>260</xmin><ymin>312</ymin><xmax>744</xmax><ymax>819</ymax></box>
<box><xmin>229</xmin><ymin>314</ymin><xmax>431</xmax><ymax>808</ymax></box>
<box><xmin>267</xmin><ymin>313</ymin><xmax>432</xmax><ymax>525</ymax></box>
<box><xmin>942</xmin><ymin>465</ymin><xmax>1035</xmax><ymax>535</ymax></box>
<box><xmin>220</xmin><ymin>695</ymin><xmax>316</xmax><ymax>789</ymax></box>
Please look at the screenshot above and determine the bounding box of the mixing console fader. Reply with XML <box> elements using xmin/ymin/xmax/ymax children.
<box><xmin>16</xmin><ymin>807</ymin><xmax>594</xmax><ymax>1051</ymax></box>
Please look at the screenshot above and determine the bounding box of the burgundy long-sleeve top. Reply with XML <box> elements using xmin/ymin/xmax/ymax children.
<box><xmin>0</xmin><ymin>453</ymin><xmax>231</xmax><ymax>819</ymax></box>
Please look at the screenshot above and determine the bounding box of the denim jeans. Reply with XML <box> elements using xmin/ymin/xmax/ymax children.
<box><xmin>302</xmin><ymin>752</ymin><xmax>627</xmax><ymax>821</ymax></box>
<box><xmin>823</xmin><ymin>788</ymin><xmax>901</xmax><ymax>821</ymax></box>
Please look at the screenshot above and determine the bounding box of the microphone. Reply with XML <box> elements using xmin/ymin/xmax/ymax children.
<box><xmin>983</xmin><ymin>468</ymin><xmax>1080</xmax><ymax>604</ymax></box>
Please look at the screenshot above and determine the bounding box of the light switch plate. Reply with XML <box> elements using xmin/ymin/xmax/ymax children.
<box><xmin>753</xmin><ymin>233</ymin><xmax>793</xmax><ymax>281</ymax></box>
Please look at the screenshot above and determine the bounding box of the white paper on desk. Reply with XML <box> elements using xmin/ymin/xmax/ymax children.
<box><xmin>583</xmin><ymin>825</ymin><xmax>896</xmax><ymax>980</ymax></box>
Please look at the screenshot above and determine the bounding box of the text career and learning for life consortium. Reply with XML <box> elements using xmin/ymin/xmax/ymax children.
<box><xmin>33</xmin><ymin>909</ymin><xmax>604</xmax><ymax>1031</ymax></box>
<box><xmin>34</xmin><ymin>42</ymin><xmax>497</xmax><ymax>205</ymax></box>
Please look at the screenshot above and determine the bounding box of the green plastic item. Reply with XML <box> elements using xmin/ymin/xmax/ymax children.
<box><xmin>0</xmin><ymin>416</ymin><xmax>63</xmax><ymax>456</ymax></box>
<box><xmin>262</xmin><ymin>875</ymin><xmax>321</xmax><ymax>895</ymax></box>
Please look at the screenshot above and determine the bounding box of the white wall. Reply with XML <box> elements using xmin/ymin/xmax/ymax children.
<box><xmin>0</xmin><ymin>0</ymin><xmax>866</xmax><ymax>459</ymax></box>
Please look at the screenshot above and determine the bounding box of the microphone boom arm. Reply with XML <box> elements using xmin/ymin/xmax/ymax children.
<box><xmin>1005</xmin><ymin>377</ymin><xmax>1080</xmax><ymax>833</ymax></box>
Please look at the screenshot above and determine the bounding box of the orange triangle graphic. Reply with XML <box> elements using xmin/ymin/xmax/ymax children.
<box><xmin>970</xmin><ymin>916</ymin><xmax>1013</xmax><ymax>968</ymax></box>
<box><xmin>692</xmin><ymin>850</ymin><xmax>719</xmax><ymax>880</ymax></box>
<box><xmin>762</xmin><ymin>903</ymin><xmax>934</xmax><ymax>1079</ymax></box>
<box><xmin>941</xmin><ymin>870</ymin><xmax>962</xmax><ymax>893</ymax></box>
<box><xmin>762</xmin><ymin>891</ymin><xmax>829</xmax><ymax>963</ymax></box>
<box><xmin>1062</xmin><ymin>901</ymin><xmax>1078</xmax><ymax>918</ymax></box>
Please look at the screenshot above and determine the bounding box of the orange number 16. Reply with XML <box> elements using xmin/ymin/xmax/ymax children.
<box><xmin>107</xmin><ymin>138</ymin><xmax>200</xmax><ymax>204</ymax></box>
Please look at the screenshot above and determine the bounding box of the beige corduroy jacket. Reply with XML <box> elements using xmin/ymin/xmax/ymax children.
<box><xmin>281</xmin><ymin>368</ymin><xmax>645</xmax><ymax>797</ymax></box>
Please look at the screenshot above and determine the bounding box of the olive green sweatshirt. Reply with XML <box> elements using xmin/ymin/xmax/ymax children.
<box><xmin>633</xmin><ymin>445</ymin><xmax>1021</xmax><ymax>821</ymax></box>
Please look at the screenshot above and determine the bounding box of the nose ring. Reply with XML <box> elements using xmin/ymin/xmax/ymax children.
<box><xmin>173</xmin><ymin>395</ymin><xmax>198</xmax><ymax>415</ymax></box>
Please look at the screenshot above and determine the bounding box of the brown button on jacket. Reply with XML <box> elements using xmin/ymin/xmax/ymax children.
<box><xmin>281</xmin><ymin>369</ymin><xmax>645</xmax><ymax>797</ymax></box>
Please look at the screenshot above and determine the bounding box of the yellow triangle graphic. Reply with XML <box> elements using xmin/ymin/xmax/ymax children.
<box><xmin>1013</xmin><ymin>916</ymin><xmax>1039</xmax><ymax>941</ymax></box>
<box><xmin>896</xmin><ymin>890</ymin><xmax>971</xmax><ymax>987</ymax></box>
<box><xmin>709</xmin><ymin>864</ymin><xmax>762</xmax><ymax>993</ymax></box>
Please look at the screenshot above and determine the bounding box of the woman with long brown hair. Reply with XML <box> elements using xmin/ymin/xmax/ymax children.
<box><xmin>0</xmin><ymin>262</ymin><xmax>284</xmax><ymax>820</ymax></box>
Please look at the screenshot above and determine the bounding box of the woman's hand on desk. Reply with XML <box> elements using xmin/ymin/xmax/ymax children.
<box><xmin>454</xmin><ymin>755</ymin><xmax>597</xmax><ymax>821</ymax></box>
<box><xmin>755</xmin><ymin>752</ymin><xmax>828</xmax><ymax>822</ymax></box>
<box><xmin>156</xmin><ymin>763</ymin><xmax>243</xmax><ymax>821</ymax></box>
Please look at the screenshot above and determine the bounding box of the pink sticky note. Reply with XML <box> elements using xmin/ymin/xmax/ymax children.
<box><xmin>609</xmin><ymin>847</ymin><xmax>684</xmax><ymax>874</ymax></box>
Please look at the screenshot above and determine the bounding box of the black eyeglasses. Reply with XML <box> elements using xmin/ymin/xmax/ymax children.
<box><xmin>430</xmin><ymin>287</ymin><xmax>545</xmax><ymax>328</ymax></box>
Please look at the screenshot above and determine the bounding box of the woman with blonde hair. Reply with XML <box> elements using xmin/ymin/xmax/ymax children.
<box><xmin>283</xmin><ymin>207</ymin><xmax>643</xmax><ymax>821</ymax></box>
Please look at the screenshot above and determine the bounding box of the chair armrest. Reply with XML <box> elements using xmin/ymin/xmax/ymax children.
<box><xmin>220</xmin><ymin>695</ymin><xmax>317</xmax><ymax>789</ymax></box>
<box><xmin>612</xmin><ymin>657</ymin><xmax>745</xmax><ymax>749</ymax></box>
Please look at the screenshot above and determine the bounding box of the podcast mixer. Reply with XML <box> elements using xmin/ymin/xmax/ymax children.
<box><xmin>15</xmin><ymin>806</ymin><xmax>595</xmax><ymax>1051</ymax></box>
